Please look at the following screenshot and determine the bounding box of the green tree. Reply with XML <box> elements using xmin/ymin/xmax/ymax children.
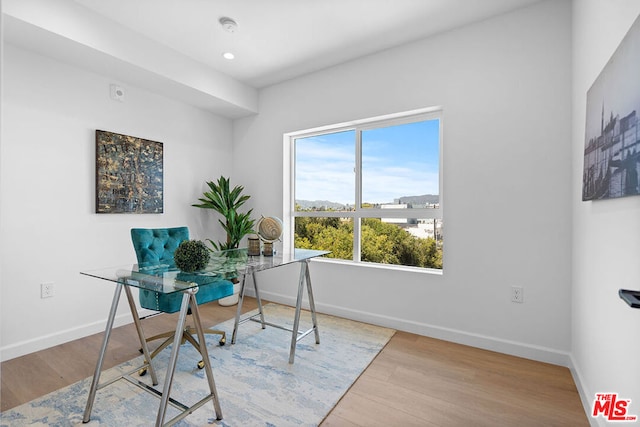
<box><xmin>294</xmin><ymin>216</ymin><xmax>442</xmax><ymax>269</ymax></box>
<box><xmin>295</xmin><ymin>217</ymin><xmax>352</xmax><ymax>259</ymax></box>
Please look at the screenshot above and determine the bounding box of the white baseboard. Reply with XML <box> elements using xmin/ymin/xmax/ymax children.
<box><xmin>3</xmin><ymin>287</ymin><xmax>570</xmax><ymax>367</ymax></box>
<box><xmin>568</xmin><ymin>354</ymin><xmax>600</xmax><ymax>427</ymax></box>
<box><xmin>0</xmin><ymin>308</ymin><xmax>156</xmax><ymax>362</ymax></box>
<box><xmin>254</xmin><ymin>289</ymin><xmax>572</xmax><ymax>367</ymax></box>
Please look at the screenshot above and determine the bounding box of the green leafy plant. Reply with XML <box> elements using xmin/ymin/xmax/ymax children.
<box><xmin>174</xmin><ymin>240</ymin><xmax>210</xmax><ymax>272</ymax></box>
<box><xmin>192</xmin><ymin>176</ymin><xmax>255</xmax><ymax>250</ymax></box>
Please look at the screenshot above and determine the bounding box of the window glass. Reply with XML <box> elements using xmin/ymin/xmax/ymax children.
<box><xmin>360</xmin><ymin>218</ymin><xmax>443</xmax><ymax>268</ymax></box>
<box><xmin>295</xmin><ymin>130</ymin><xmax>355</xmax><ymax>212</ymax></box>
<box><xmin>289</xmin><ymin>110</ymin><xmax>443</xmax><ymax>270</ymax></box>
<box><xmin>294</xmin><ymin>217</ymin><xmax>354</xmax><ymax>261</ymax></box>
<box><xmin>361</xmin><ymin>120</ymin><xmax>440</xmax><ymax>209</ymax></box>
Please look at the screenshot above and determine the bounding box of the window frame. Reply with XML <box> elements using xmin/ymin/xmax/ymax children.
<box><xmin>283</xmin><ymin>107</ymin><xmax>443</xmax><ymax>271</ymax></box>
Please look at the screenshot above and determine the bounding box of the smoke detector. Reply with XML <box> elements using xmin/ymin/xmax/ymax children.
<box><xmin>219</xmin><ymin>17</ymin><xmax>238</xmax><ymax>33</ymax></box>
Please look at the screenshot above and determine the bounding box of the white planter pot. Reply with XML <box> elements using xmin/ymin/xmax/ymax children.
<box><xmin>218</xmin><ymin>282</ymin><xmax>241</xmax><ymax>306</ymax></box>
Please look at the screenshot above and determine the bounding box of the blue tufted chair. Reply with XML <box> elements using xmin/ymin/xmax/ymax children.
<box><xmin>130</xmin><ymin>227</ymin><xmax>234</xmax><ymax>370</ymax></box>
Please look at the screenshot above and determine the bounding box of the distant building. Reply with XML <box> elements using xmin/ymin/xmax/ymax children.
<box><xmin>379</xmin><ymin>204</ymin><xmax>442</xmax><ymax>241</ymax></box>
<box><xmin>380</xmin><ymin>203</ymin><xmax>413</xmax><ymax>224</ymax></box>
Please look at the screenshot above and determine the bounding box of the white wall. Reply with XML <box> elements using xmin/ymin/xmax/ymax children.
<box><xmin>5</xmin><ymin>1</ymin><xmax>639</xmax><ymax>421</ymax></box>
<box><xmin>0</xmin><ymin>45</ymin><xmax>233</xmax><ymax>360</ymax></box>
<box><xmin>234</xmin><ymin>0</ymin><xmax>573</xmax><ymax>365</ymax></box>
<box><xmin>572</xmin><ymin>1</ymin><xmax>640</xmax><ymax>423</ymax></box>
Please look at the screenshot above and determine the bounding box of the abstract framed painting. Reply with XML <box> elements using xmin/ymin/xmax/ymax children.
<box><xmin>582</xmin><ymin>14</ymin><xmax>640</xmax><ymax>201</ymax></box>
<box><xmin>95</xmin><ymin>130</ymin><xmax>163</xmax><ymax>213</ymax></box>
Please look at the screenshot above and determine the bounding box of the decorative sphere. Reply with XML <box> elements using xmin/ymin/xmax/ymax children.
<box><xmin>257</xmin><ymin>216</ymin><xmax>283</xmax><ymax>242</ymax></box>
<box><xmin>174</xmin><ymin>240</ymin><xmax>210</xmax><ymax>272</ymax></box>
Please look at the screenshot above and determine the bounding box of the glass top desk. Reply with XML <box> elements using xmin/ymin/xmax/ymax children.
<box><xmin>80</xmin><ymin>248</ymin><xmax>328</xmax><ymax>426</ymax></box>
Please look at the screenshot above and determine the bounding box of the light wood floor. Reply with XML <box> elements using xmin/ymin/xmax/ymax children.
<box><xmin>1</xmin><ymin>298</ymin><xmax>589</xmax><ymax>426</ymax></box>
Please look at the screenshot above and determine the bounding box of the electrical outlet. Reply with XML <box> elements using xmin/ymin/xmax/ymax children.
<box><xmin>41</xmin><ymin>282</ymin><xmax>55</xmax><ymax>298</ymax></box>
<box><xmin>511</xmin><ymin>286</ymin><xmax>524</xmax><ymax>303</ymax></box>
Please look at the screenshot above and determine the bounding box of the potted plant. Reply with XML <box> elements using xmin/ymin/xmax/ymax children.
<box><xmin>193</xmin><ymin>176</ymin><xmax>255</xmax><ymax>250</ymax></box>
<box><xmin>193</xmin><ymin>176</ymin><xmax>255</xmax><ymax>305</ymax></box>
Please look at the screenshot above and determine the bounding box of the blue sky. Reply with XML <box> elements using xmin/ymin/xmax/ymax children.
<box><xmin>295</xmin><ymin>119</ymin><xmax>440</xmax><ymax>205</ymax></box>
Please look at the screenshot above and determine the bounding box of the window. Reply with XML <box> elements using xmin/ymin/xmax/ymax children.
<box><xmin>284</xmin><ymin>108</ymin><xmax>443</xmax><ymax>270</ymax></box>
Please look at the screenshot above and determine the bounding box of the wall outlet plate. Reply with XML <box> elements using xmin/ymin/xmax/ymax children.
<box><xmin>41</xmin><ymin>282</ymin><xmax>55</xmax><ymax>298</ymax></box>
<box><xmin>511</xmin><ymin>286</ymin><xmax>524</xmax><ymax>303</ymax></box>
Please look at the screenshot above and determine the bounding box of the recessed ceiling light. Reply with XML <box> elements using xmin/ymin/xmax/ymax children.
<box><xmin>223</xmin><ymin>52</ymin><xmax>235</xmax><ymax>60</ymax></box>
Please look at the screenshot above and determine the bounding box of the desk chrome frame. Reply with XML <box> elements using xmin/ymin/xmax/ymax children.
<box><xmin>82</xmin><ymin>282</ymin><xmax>223</xmax><ymax>426</ymax></box>
<box><xmin>231</xmin><ymin>258</ymin><xmax>320</xmax><ymax>364</ymax></box>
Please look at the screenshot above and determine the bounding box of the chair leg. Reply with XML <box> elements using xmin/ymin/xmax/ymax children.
<box><xmin>139</xmin><ymin>329</ymin><xmax>188</xmax><ymax>355</ymax></box>
<box><xmin>143</xmin><ymin>330</ymin><xmax>175</xmax><ymax>343</ymax></box>
<box><xmin>203</xmin><ymin>328</ymin><xmax>226</xmax><ymax>346</ymax></box>
<box><xmin>138</xmin><ymin>334</ymin><xmax>176</xmax><ymax>376</ymax></box>
<box><xmin>182</xmin><ymin>326</ymin><xmax>226</xmax><ymax>346</ymax></box>
<box><xmin>182</xmin><ymin>330</ymin><xmax>202</xmax><ymax>351</ymax></box>
<box><xmin>180</xmin><ymin>331</ymin><xmax>207</xmax><ymax>369</ymax></box>
<box><xmin>138</xmin><ymin>324</ymin><xmax>227</xmax><ymax>375</ymax></box>
<box><xmin>182</xmin><ymin>327</ymin><xmax>226</xmax><ymax>369</ymax></box>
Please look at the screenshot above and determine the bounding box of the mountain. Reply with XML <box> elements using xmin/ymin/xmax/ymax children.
<box><xmin>295</xmin><ymin>200</ymin><xmax>348</xmax><ymax>210</ymax></box>
<box><xmin>295</xmin><ymin>194</ymin><xmax>439</xmax><ymax>210</ymax></box>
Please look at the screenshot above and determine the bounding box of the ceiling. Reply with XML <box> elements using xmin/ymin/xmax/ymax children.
<box><xmin>3</xmin><ymin>0</ymin><xmax>544</xmax><ymax>118</ymax></box>
<box><xmin>72</xmin><ymin>0</ymin><xmax>543</xmax><ymax>89</ymax></box>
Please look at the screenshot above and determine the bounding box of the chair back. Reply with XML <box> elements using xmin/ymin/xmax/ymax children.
<box><xmin>131</xmin><ymin>227</ymin><xmax>189</xmax><ymax>269</ymax></box>
<box><xmin>130</xmin><ymin>226</ymin><xmax>233</xmax><ymax>313</ymax></box>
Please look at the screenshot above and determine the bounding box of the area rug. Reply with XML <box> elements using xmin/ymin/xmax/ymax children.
<box><xmin>1</xmin><ymin>304</ymin><xmax>395</xmax><ymax>426</ymax></box>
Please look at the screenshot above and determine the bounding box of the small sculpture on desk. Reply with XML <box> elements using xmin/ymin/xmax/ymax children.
<box><xmin>256</xmin><ymin>216</ymin><xmax>283</xmax><ymax>257</ymax></box>
<box><xmin>263</xmin><ymin>241</ymin><xmax>274</xmax><ymax>257</ymax></box>
<box><xmin>247</xmin><ymin>234</ymin><xmax>260</xmax><ymax>256</ymax></box>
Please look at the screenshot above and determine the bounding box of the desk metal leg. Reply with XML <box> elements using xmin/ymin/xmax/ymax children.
<box><xmin>123</xmin><ymin>285</ymin><xmax>158</xmax><ymax>386</ymax></box>
<box><xmin>155</xmin><ymin>291</ymin><xmax>191</xmax><ymax>427</ymax></box>
<box><xmin>289</xmin><ymin>263</ymin><xmax>306</xmax><ymax>363</ymax></box>
<box><xmin>231</xmin><ymin>276</ymin><xmax>246</xmax><ymax>344</ymax></box>
<box><xmin>188</xmin><ymin>294</ymin><xmax>223</xmax><ymax>420</ymax></box>
<box><xmin>232</xmin><ymin>258</ymin><xmax>320</xmax><ymax>364</ymax></box>
<box><xmin>83</xmin><ymin>283</ymin><xmax>123</xmax><ymax>423</ymax></box>
<box><xmin>84</xmin><ymin>283</ymin><xmax>224</xmax><ymax>426</ymax></box>
<box><xmin>232</xmin><ymin>273</ymin><xmax>265</xmax><ymax>344</ymax></box>
<box><xmin>305</xmin><ymin>260</ymin><xmax>320</xmax><ymax>345</ymax></box>
<box><xmin>289</xmin><ymin>260</ymin><xmax>319</xmax><ymax>364</ymax></box>
<box><xmin>252</xmin><ymin>272</ymin><xmax>266</xmax><ymax>327</ymax></box>
<box><xmin>289</xmin><ymin>260</ymin><xmax>320</xmax><ymax>364</ymax></box>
